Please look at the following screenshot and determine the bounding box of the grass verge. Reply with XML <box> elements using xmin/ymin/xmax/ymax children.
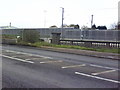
<box><xmin>2</xmin><ymin>34</ymin><xmax>17</xmax><ymax>39</ymax></box>
<box><xmin>17</xmin><ymin>41</ymin><xmax>120</xmax><ymax>54</ymax></box>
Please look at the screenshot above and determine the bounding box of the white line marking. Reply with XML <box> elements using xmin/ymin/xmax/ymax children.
<box><xmin>25</xmin><ymin>58</ymin><xmax>40</xmax><ymax>60</ymax></box>
<box><xmin>40</xmin><ymin>60</ymin><xmax>63</xmax><ymax>64</ymax></box>
<box><xmin>4</xmin><ymin>50</ymin><xmax>13</xmax><ymax>52</ymax></box>
<box><xmin>90</xmin><ymin>64</ymin><xmax>119</xmax><ymax>70</ymax></box>
<box><xmin>3</xmin><ymin>50</ymin><xmax>53</xmax><ymax>59</ymax></box>
<box><xmin>16</xmin><ymin>52</ymin><xmax>21</xmax><ymax>54</ymax></box>
<box><xmin>11</xmin><ymin>56</ymin><xmax>17</xmax><ymax>58</ymax></box>
<box><xmin>25</xmin><ymin>59</ymin><xmax>31</xmax><ymax>60</ymax></box>
<box><xmin>2</xmin><ymin>55</ymin><xmax>34</xmax><ymax>64</ymax></box>
<box><xmin>61</xmin><ymin>64</ymin><xmax>86</xmax><ymax>69</ymax></box>
<box><xmin>75</xmin><ymin>72</ymin><xmax>120</xmax><ymax>84</ymax></box>
<box><xmin>91</xmin><ymin>69</ymin><xmax>117</xmax><ymax>75</ymax></box>
<box><xmin>32</xmin><ymin>58</ymin><xmax>39</xmax><ymax>60</ymax></box>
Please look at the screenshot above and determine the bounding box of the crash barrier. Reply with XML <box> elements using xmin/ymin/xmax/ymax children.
<box><xmin>60</xmin><ymin>40</ymin><xmax>120</xmax><ymax>49</ymax></box>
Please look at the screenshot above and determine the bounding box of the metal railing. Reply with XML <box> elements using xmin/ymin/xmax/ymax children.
<box><xmin>60</xmin><ymin>39</ymin><xmax>120</xmax><ymax>48</ymax></box>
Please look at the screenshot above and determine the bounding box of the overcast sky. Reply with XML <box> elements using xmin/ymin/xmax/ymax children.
<box><xmin>0</xmin><ymin>0</ymin><xmax>119</xmax><ymax>28</ymax></box>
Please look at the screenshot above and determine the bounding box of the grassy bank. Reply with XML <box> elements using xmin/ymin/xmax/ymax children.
<box><xmin>17</xmin><ymin>41</ymin><xmax>120</xmax><ymax>54</ymax></box>
<box><xmin>2</xmin><ymin>34</ymin><xmax>17</xmax><ymax>39</ymax></box>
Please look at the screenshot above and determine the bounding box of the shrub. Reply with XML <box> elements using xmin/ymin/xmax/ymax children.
<box><xmin>22</xmin><ymin>30</ymin><xmax>40</xmax><ymax>43</ymax></box>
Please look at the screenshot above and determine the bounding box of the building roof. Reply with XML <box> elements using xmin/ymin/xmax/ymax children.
<box><xmin>0</xmin><ymin>26</ymin><xmax>18</xmax><ymax>29</ymax></box>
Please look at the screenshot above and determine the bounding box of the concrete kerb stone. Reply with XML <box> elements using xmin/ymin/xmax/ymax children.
<box><xmin>3</xmin><ymin>44</ymin><xmax>120</xmax><ymax>60</ymax></box>
<box><xmin>40</xmin><ymin>46</ymin><xmax>120</xmax><ymax>60</ymax></box>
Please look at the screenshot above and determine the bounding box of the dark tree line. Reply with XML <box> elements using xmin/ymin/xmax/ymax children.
<box><xmin>49</xmin><ymin>24</ymin><xmax>80</xmax><ymax>29</ymax></box>
<box><xmin>92</xmin><ymin>24</ymin><xmax>107</xmax><ymax>30</ymax></box>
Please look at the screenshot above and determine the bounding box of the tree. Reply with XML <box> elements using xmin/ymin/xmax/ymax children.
<box><xmin>69</xmin><ymin>24</ymin><xmax>75</xmax><ymax>28</ymax></box>
<box><xmin>63</xmin><ymin>24</ymin><xmax>68</xmax><ymax>27</ymax></box>
<box><xmin>92</xmin><ymin>24</ymin><xmax>96</xmax><ymax>29</ymax></box>
<box><xmin>81</xmin><ymin>25</ymin><xmax>89</xmax><ymax>30</ymax></box>
<box><xmin>59</xmin><ymin>24</ymin><xmax>80</xmax><ymax>29</ymax></box>
<box><xmin>110</xmin><ymin>23</ymin><xmax>117</xmax><ymax>30</ymax></box>
<box><xmin>97</xmin><ymin>26</ymin><xmax>107</xmax><ymax>30</ymax></box>
<box><xmin>68</xmin><ymin>24</ymin><xmax>80</xmax><ymax>29</ymax></box>
<box><xmin>74</xmin><ymin>24</ymin><xmax>80</xmax><ymax>29</ymax></box>
<box><xmin>49</xmin><ymin>25</ymin><xmax>57</xmax><ymax>28</ymax></box>
<box><xmin>22</xmin><ymin>30</ymin><xmax>40</xmax><ymax>43</ymax></box>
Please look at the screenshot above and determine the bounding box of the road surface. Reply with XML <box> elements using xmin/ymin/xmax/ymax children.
<box><xmin>1</xmin><ymin>45</ymin><xmax>120</xmax><ymax>88</ymax></box>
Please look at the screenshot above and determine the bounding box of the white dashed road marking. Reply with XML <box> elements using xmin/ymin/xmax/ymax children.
<box><xmin>11</xmin><ymin>56</ymin><xmax>17</xmax><ymax>58</ymax></box>
<box><xmin>25</xmin><ymin>58</ymin><xmax>39</xmax><ymax>60</ymax></box>
<box><xmin>2</xmin><ymin>55</ymin><xmax>34</xmax><ymax>64</ymax></box>
<box><xmin>40</xmin><ymin>60</ymin><xmax>63</xmax><ymax>64</ymax></box>
<box><xmin>25</xmin><ymin>59</ymin><xmax>31</xmax><ymax>60</ymax></box>
<box><xmin>2</xmin><ymin>49</ymin><xmax>119</xmax><ymax>84</ymax></box>
<box><xmin>75</xmin><ymin>72</ymin><xmax>120</xmax><ymax>84</ymax></box>
<box><xmin>3</xmin><ymin>50</ymin><xmax>53</xmax><ymax>59</ymax></box>
<box><xmin>61</xmin><ymin>64</ymin><xmax>86</xmax><ymax>69</ymax></box>
<box><xmin>91</xmin><ymin>69</ymin><xmax>117</xmax><ymax>75</ymax></box>
<box><xmin>90</xmin><ymin>64</ymin><xmax>119</xmax><ymax>70</ymax></box>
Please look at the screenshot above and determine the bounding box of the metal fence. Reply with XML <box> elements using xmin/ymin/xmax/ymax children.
<box><xmin>60</xmin><ymin>39</ymin><xmax>120</xmax><ymax>49</ymax></box>
<box><xmin>81</xmin><ymin>30</ymin><xmax>119</xmax><ymax>41</ymax></box>
<box><xmin>1</xmin><ymin>28</ymin><xmax>120</xmax><ymax>41</ymax></box>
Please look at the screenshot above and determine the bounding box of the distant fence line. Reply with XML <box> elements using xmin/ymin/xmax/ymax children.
<box><xmin>1</xmin><ymin>28</ymin><xmax>120</xmax><ymax>41</ymax></box>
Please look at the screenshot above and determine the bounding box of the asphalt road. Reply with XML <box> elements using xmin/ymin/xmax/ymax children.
<box><xmin>1</xmin><ymin>45</ymin><xmax>120</xmax><ymax>88</ymax></box>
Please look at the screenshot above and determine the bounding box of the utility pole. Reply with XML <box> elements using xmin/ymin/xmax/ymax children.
<box><xmin>61</xmin><ymin>7</ymin><xmax>64</xmax><ymax>39</ymax></box>
<box><xmin>9</xmin><ymin>22</ymin><xmax>11</xmax><ymax>27</ymax></box>
<box><xmin>91</xmin><ymin>15</ymin><xmax>93</xmax><ymax>28</ymax></box>
<box><xmin>118</xmin><ymin>1</ymin><xmax>120</xmax><ymax>29</ymax></box>
<box><xmin>44</xmin><ymin>10</ymin><xmax>47</xmax><ymax>28</ymax></box>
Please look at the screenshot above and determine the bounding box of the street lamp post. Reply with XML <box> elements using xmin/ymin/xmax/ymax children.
<box><xmin>60</xmin><ymin>7</ymin><xmax>64</xmax><ymax>39</ymax></box>
<box><xmin>91</xmin><ymin>15</ymin><xmax>93</xmax><ymax>28</ymax></box>
<box><xmin>44</xmin><ymin>10</ymin><xmax>47</xmax><ymax>28</ymax></box>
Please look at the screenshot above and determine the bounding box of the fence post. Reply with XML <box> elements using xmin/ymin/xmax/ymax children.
<box><xmin>84</xmin><ymin>41</ymin><xmax>92</xmax><ymax>47</ymax></box>
<box><xmin>106</xmin><ymin>42</ymin><xmax>110</xmax><ymax>48</ymax></box>
<box><xmin>70</xmin><ymin>41</ymin><xmax>73</xmax><ymax>45</ymax></box>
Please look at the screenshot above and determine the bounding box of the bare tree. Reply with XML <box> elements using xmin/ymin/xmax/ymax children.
<box><xmin>118</xmin><ymin>22</ymin><xmax>120</xmax><ymax>30</ymax></box>
<box><xmin>81</xmin><ymin>25</ymin><xmax>89</xmax><ymax>30</ymax></box>
<box><xmin>110</xmin><ymin>23</ymin><xmax>117</xmax><ymax>30</ymax></box>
